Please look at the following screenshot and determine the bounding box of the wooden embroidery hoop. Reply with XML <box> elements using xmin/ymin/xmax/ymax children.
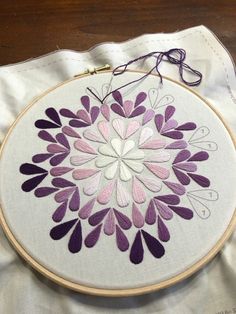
<box><xmin>0</xmin><ymin>70</ymin><xmax>235</xmax><ymax>297</ymax></box>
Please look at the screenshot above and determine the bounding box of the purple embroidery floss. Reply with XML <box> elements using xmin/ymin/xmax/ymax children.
<box><xmin>87</xmin><ymin>48</ymin><xmax>202</xmax><ymax>104</ymax></box>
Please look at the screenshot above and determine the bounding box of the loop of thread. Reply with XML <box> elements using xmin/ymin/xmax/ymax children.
<box><xmin>87</xmin><ymin>48</ymin><xmax>202</xmax><ymax>104</ymax></box>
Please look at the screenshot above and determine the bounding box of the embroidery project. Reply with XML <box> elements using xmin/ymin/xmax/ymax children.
<box><xmin>0</xmin><ymin>70</ymin><xmax>235</xmax><ymax>296</ymax></box>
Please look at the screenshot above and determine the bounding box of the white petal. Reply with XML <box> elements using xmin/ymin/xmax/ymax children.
<box><xmin>125</xmin><ymin>121</ymin><xmax>140</xmax><ymax>139</ymax></box>
<box><xmin>70</xmin><ymin>154</ymin><xmax>96</xmax><ymax>166</ymax></box>
<box><xmin>95</xmin><ymin>156</ymin><xmax>116</xmax><ymax>168</ymax></box>
<box><xmin>136</xmin><ymin>175</ymin><xmax>162</xmax><ymax>192</ymax></box>
<box><xmin>83</xmin><ymin>172</ymin><xmax>102</xmax><ymax>196</ymax></box>
<box><xmin>144</xmin><ymin>151</ymin><xmax>170</xmax><ymax>163</ymax></box>
<box><xmin>98</xmin><ymin>144</ymin><xmax>117</xmax><ymax>157</ymax></box>
<box><xmin>122</xmin><ymin>140</ymin><xmax>135</xmax><ymax>156</ymax></box>
<box><xmin>119</xmin><ymin>162</ymin><xmax>132</xmax><ymax>181</ymax></box>
<box><xmin>123</xmin><ymin>150</ymin><xmax>144</xmax><ymax>160</ymax></box>
<box><xmin>97</xmin><ymin>120</ymin><xmax>110</xmax><ymax>142</ymax></box>
<box><xmin>139</xmin><ymin>127</ymin><xmax>153</xmax><ymax>146</ymax></box>
<box><xmin>83</xmin><ymin>129</ymin><xmax>105</xmax><ymax>143</ymax></box>
<box><xmin>111</xmin><ymin>138</ymin><xmax>122</xmax><ymax>156</ymax></box>
<box><xmin>117</xmin><ymin>180</ymin><xmax>130</xmax><ymax>207</ymax></box>
<box><xmin>123</xmin><ymin>160</ymin><xmax>143</xmax><ymax>173</ymax></box>
<box><xmin>105</xmin><ymin>160</ymin><xmax>119</xmax><ymax>179</ymax></box>
<box><xmin>112</xmin><ymin>119</ymin><xmax>125</xmax><ymax>139</ymax></box>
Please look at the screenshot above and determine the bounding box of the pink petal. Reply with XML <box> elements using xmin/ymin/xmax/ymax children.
<box><xmin>117</xmin><ymin>180</ymin><xmax>130</xmax><ymax>207</ymax></box>
<box><xmin>70</xmin><ymin>154</ymin><xmax>96</xmax><ymax>166</ymax></box>
<box><xmin>132</xmin><ymin>177</ymin><xmax>146</xmax><ymax>204</ymax></box>
<box><xmin>97</xmin><ymin>120</ymin><xmax>110</xmax><ymax>142</ymax></box>
<box><xmin>97</xmin><ymin>180</ymin><xmax>115</xmax><ymax>205</ymax></box>
<box><xmin>77</xmin><ymin>109</ymin><xmax>91</xmax><ymax>124</ymax></box>
<box><xmin>112</xmin><ymin>119</ymin><xmax>125</xmax><ymax>139</ymax></box>
<box><xmin>123</xmin><ymin>100</ymin><xmax>133</xmax><ymax>117</ymax></box>
<box><xmin>125</xmin><ymin>121</ymin><xmax>140</xmax><ymax>139</ymax></box>
<box><xmin>79</xmin><ymin>198</ymin><xmax>96</xmax><ymax>219</ymax></box>
<box><xmin>47</xmin><ymin>144</ymin><xmax>67</xmax><ymax>153</ymax></box>
<box><xmin>54</xmin><ymin>187</ymin><xmax>75</xmax><ymax>203</ymax></box>
<box><xmin>132</xmin><ymin>203</ymin><xmax>144</xmax><ymax>228</ymax></box>
<box><xmin>163</xmin><ymin>181</ymin><xmax>186</xmax><ymax>195</ymax></box>
<box><xmin>174</xmin><ymin>162</ymin><xmax>197</xmax><ymax>172</ymax></box>
<box><xmin>72</xmin><ymin>169</ymin><xmax>99</xmax><ymax>180</ymax></box>
<box><xmin>50</xmin><ymin>167</ymin><xmax>73</xmax><ymax>177</ymax></box>
<box><xmin>144</xmin><ymin>162</ymin><xmax>170</xmax><ymax>179</ymax></box>
<box><xmin>161</xmin><ymin>119</ymin><xmax>178</xmax><ymax>133</ymax></box>
<box><xmin>62</xmin><ymin>126</ymin><xmax>81</xmax><ymax>138</ymax></box>
<box><xmin>103</xmin><ymin>210</ymin><xmax>115</xmax><ymax>235</ymax></box>
<box><xmin>83</xmin><ymin>129</ymin><xmax>105</xmax><ymax>143</ymax></box>
<box><xmin>154</xmin><ymin>199</ymin><xmax>173</xmax><ymax>220</ymax></box>
<box><xmin>101</xmin><ymin>104</ymin><xmax>110</xmax><ymax>121</ymax></box>
<box><xmin>83</xmin><ymin>172</ymin><xmax>101</xmax><ymax>196</ymax></box>
<box><xmin>139</xmin><ymin>138</ymin><xmax>166</xmax><ymax>149</ymax></box>
<box><xmin>74</xmin><ymin>139</ymin><xmax>97</xmax><ymax>155</ymax></box>
<box><xmin>142</xmin><ymin>109</ymin><xmax>155</xmax><ymax>125</ymax></box>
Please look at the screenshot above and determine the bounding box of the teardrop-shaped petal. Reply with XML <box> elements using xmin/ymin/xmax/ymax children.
<box><xmin>72</xmin><ymin>169</ymin><xmax>99</xmax><ymax>180</ymax></box>
<box><xmin>54</xmin><ymin>187</ymin><xmax>75</xmax><ymax>203</ymax></box>
<box><xmin>56</xmin><ymin>133</ymin><xmax>70</xmax><ymax>149</ymax></box>
<box><xmin>155</xmin><ymin>194</ymin><xmax>180</xmax><ymax>205</ymax></box>
<box><xmin>111</xmin><ymin>103</ymin><xmax>125</xmax><ymax>117</ymax></box>
<box><xmin>38</xmin><ymin>130</ymin><xmax>56</xmax><ymax>142</ymax></box>
<box><xmin>132</xmin><ymin>177</ymin><xmax>146</xmax><ymax>204</ymax></box>
<box><xmin>62</xmin><ymin>126</ymin><xmax>81</xmax><ymax>138</ymax></box>
<box><xmin>163</xmin><ymin>181</ymin><xmax>186</xmax><ymax>195</ymax></box>
<box><xmin>175</xmin><ymin>162</ymin><xmax>197</xmax><ymax>172</ymax></box>
<box><xmin>70</xmin><ymin>154</ymin><xmax>96</xmax><ymax>166</ymax></box>
<box><xmin>45</xmin><ymin>107</ymin><xmax>61</xmax><ymax>125</ymax></box>
<box><xmin>173</xmin><ymin>150</ymin><xmax>191</xmax><ymax>164</ymax></box>
<box><xmin>158</xmin><ymin>216</ymin><xmax>170</xmax><ymax>242</ymax></box>
<box><xmin>83</xmin><ymin>129</ymin><xmax>105</xmax><ymax>143</ymax></box>
<box><xmin>144</xmin><ymin>162</ymin><xmax>169</xmax><ymax>179</ymax></box>
<box><xmin>112</xmin><ymin>119</ymin><xmax>125</xmax><ymax>139</ymax></box>
<box><xmin>161</xmin><ymin>119</ymin><xmax>178</xmax><ymax>133</ymax></box>
<box><xmin>125</xmin><ymin>121</ymin><xmax>140</xmax><ymax>139</ymax></box>
<box><xmin>47</xmin><ymin>144</ymin><xmax>67</xmax><ymax>153</ymax></box>
<box><xmin>77</xmin><ymin>109</ymin><xmax>91</xmax><ymax>124</ymax></box>
<box><xmin>144</xmin><ymin>151</ymin><xmax>170</xmax><ymax>163</ymax></box>
<box><xmin>135</xmin><ymin>92</ymin><xmax>147</xmax><ymax>107</ymax></box>
<box><xmin>113</xmin><ymin>209</ymin><xmax>132</xmax><ymax>230</ymax></box>
<box><xmin>97</xmin><ymin>120</ymin><xmax>110</xmax><ymax>142</ymax></box>
<box><xmin>34</xmin><ymin>187</ymin><xmax>59</xmax><ymax>197</ymax></box>
<box><xmin>111</xmin><ymin>138</ymin><xmax>122</xmax><ymax>156</ymax></box>
<box><xmin>50</xmin><ymin>152</ymin><xmax>70</xmax><ymax>166</ymax></box>
<box><xmin>130</xmin><ymin>231</ymin><xmax>144</xmax><ymax>264</ymax></box>
<box><xmin>123</xmin><ymin>160</ymin><xmax>143</xmax><ymax>173</ymax></box>
<box><xmin>20</xmin><ymin>163</ymin><xmax>47</xmax><ymax>175</ymax></box>
<box><xmin>142</xmin><ymin>109</ymin><xmax>155</xmax><ymax>125</ymax></box>
<box><xmin>188</xmin><ymin>126</ymin><xmax>210</xmax><ymax>142</ymax></box>
<box><xmin>154</xmin><ymin>199</ymin><xmax>173</xmax><ymax>220</ymax></box>
<box><xmin>173</xmin><ymin>168</ymin><xmax>191</xmax><ymax>185</ymax></box>
<box><xmin>52</xmin><ymin>178</ymin><xmax>75</xmax><ymax>188</ymax></box>
<box><xmin>187</xmin><ymin>195</ymin><xmax>210</xmax><ymax>219</ymax></box>
<box><xmin>165</xmin><ymin>105</ymin><xmax>175</xmax><ymax>122</ymax></box>
<box><xmin>103</xmin><ymin>210</ymin><xmax>115</xmax><ymax>235</ymax></box>
<box><xmin>122</xmin><ymin>140</ymin><xmax>135</xmax><ymax>156</ymax></box>
<box><xmin>187</xmin><ymin>189</ymin><xmax>218</xmax><ymax>201</ymax></box>
<box><xmin>69</xmin><ymin>120</ymin><xmax>89</xmax><ymax>128</ymax></box>
<box><xmin>188</xmin><ymin>151</ymin><xmax>209</xmax><ymax>162</ymax></box>
<box><xmin>190</xmin><ymin>141</ymin><xmax>218</xmax><ymax>151</ymax></box>
<box><xmin>50</xmin><ymin>219</ymin><xmax>78</xmax><ymax>240</ymax></box>
<box><xmin>119</xmin><ymin>162</ymin><xmax>132</xmax><ymax>181</ymax></box>
<box><xmin>176</xmin><ymin>122</ymin><xmax>196</xmax><ymax>130</ymax></box>
<box><xmin>169</xmin><ymin>206</ymin><xmax>194</xmax><ymax>220</ymax></box>
<box><xmin>163</xmin><ymin>131</ymin><xmax>183</xmax><ymax>139</ymax></box>
<box><xmin>79</xmin><ymin>198</ymin><xmax>96</xmax><ymax>219</ymax></box>
<box><xmin>123</xmin><ymin>100</ymin><xmax>133</xmax><ymax>117</ymax></box>
<box><xmin>101</xmin><ymin>104</ymin><xmax>110</xmax><ymax>121</ymax></box>
<box><xmin>117</xmin><ymin>180</ymin><xmax>130</xmax><ymax>207</ymax></box>
<box><xmin>139</xmin><ymin>127</ymin><xmax>153</xmax><ymax>146</ymax></box>
<box><xmin>69</xmin><ymin>187</ymin><xmax>80</xmax><ymax>211</ymax></box>
<box><xmin>145</xmin><ymin>200</ymin><xmax>156</xmax><ymax>225</ymax></box>
<box><xmin>123</xmin><ymin>150</ymin><xmax>144</xmax><ymax>160</ymax></box>
<box><xmin>96</xmin><ymin>156</ymin><xmax>116</xmax><ymax>168</ymax></box>
<box><xmin>68</xmin><ymin>220</ymin><xmax>82</xmax><ymax>253</ymax></box>
<box><xmin>32</xmin><ymin>153</ymin><xmax>53</xmax><ymax>163</ymax></box>
<box><xmin>165</xmin><ymin>140</ymin><xmax>187</xmax><ymax>149</ymax></box>
<box><xmin>50</xmin><ymin>167</ymin><xmax>73</xmax><ymax>177</ymax></box>
<box><xmin>90</xmin><ymin>106</ymin><xmax>100</xmax><ymax>123</ymax></box>
<box><xmin>139</xmin><ymin>138</ymin><xmax>166</xmax><ymax>149</ymax></box>
<box><xmin>60</xmin><ymin>109</ymin><xmax>77</xmax><ymax>118</ymax></box>
<box><xmin>98</xmin><ymin>144</ymin><xmax>118</xmax><ymax>157</ymax></box>
<box><xmin>188</xmin><ymin>173</ymin><xmax>210</xmax><ymax>187</ymax></box>
<box><xmin>129</xmin><ymin>105</ymin><xmax>145</xmax><ymax>118</ymax></box>
<box><xmin>141</xmin><ymin>230</ymin><xmax>165</xmax><ymax>258</ymax></box>
<box><xmin>104</xmin><ymin>160</ymin><xmax>119</xmax><ymax>180</ymax></box>
<box><xmin>81</xmin><ymin>95</ymin><xmax>90</xmax><ymax>112</ymax></box>
<box><xmin>21</xmin><ymin>173</ymin><xmax>48</xmax><ymax>192</ymax></box>
<box><xmin>112</xmin><ymin>90</ymin><xmax>123</xmax><ymax>105</ymax></box>
<box><xmin>132</xmin><ymin>203</ymin><xmax>144</xmax><ymax>228</ymax></box>
<box><xmin>116</xmin><ymin>225</ymin><xmax>129</xmax><ymax>251</ymax></box>
<box><xmin>83</xmin><ymin>172</ymin><xmax>102</xmax><ymax>196</ymax></box>
<box><xmin>155</xmin><ymin>114</ymin><xmax>163</xmax><ymax>132</ymax></box>
<box><xmin>35</xmin><ymin>120</ymin><xmax>60</xmax><ymax>129</ymax></box>
<box><xmin>52</xmin><ymin>201</ymin><xmax>68</xmax><ymax>222</ymax></box>
<box><xmin>136</xmin><ymin>175</ymin><xmax>161</xmax><ymax>192</ymax></box>
<box><xmin>84</xmin><ymin>224</ymin><xmax>102</xmax><ymax>247</ymax></box>
<box><xmin>74</xmin><ymin>139</ymin><xmax>97</xmax><ymax>155</ymax></box>
<box><xmin>88</xmin><ymin>208</ymin><xmax>110</xmax><ymax>226</ymax></box>
<box><xmin>97</xmin><ymin>181</ymin><xmax>115</xmax><ymax>205</ymax></box>
<box><xmin>148</xmin><ymin>88</ymin><xmax>159</xmax><ymax>108</ymax></box>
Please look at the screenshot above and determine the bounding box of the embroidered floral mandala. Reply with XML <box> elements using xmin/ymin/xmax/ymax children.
<box><xmin>19</xmin><ymin>89</ymin><xmax>217</xmax><ymax>264</ymax></box>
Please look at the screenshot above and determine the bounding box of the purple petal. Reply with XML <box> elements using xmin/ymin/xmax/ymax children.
<box><xmin>116</xmin><ymin>225</ymin><xmax>129</xmax><ymax>251</ymax></box>
<box><xmin>112</xmin><ymin>90</ymin><xmax>123</xmax><ymax>106</ymax></box>
<box><xmin>161</xmin><ymin>119</ymin><xmax>178</xmax><ymax>133</ymax></box>
<box><xmin>50</xmin><ymin>167</ymin><xmax>73</xmax><ymax>177</ymax></box>
<box><xmin>155</xmin><ymin>114</ymin><xmax>164</xmax><ymax>132</ymax></box>
<box><xmin>173</xmin><ymin>150</ymin><xmax>191</xmax><ymax>164</ymax></box>
<box><xmin>174</xmin><ymin>162</ymin><xmax>197</xmax><ymax>172</ymax></box>
<box><xmin>38</xmin><ymin>130</ymin><xmax>56</xmax><ymax>142</ymax></box>
<box><xmin>155</xmin><ymin>194</ymin><xmax>180</xmax><ymax>205</ymax></box>
<box><xmin>163</xmin><ymin>181</ymin><xmax>186</xmax><ymax>195</ymax></box>
<box><xmin>165</xmin><ymin>140</ymin><xmax>187</xmax><ymax>149</ymax></box>
<box><xmin>69</xmin><ymin>187</ymin><xmax>80</xmax><ymax>211</ymax></box>
<box><xmin>50</xmin><ymin>218</ymin><xmax>78</xmax><ymax>240</ymax></box>
<box><xmin>62</xmin><ymin>126</ymin><xmax>81</xmax><ymax>138</ymax></box>
<box><xmin>90</xmin><ymin>106</ymin><xmax>100</xmax><ymax>123</ymax></box>
<box><xmin>142</xmin><ymin>109</ymin><xmax>155</xmax><ymax>125</ymax></box>
<box><xmin>145</xmin><ymin>200</ymin><xmax>156</xmax><ymax>225</ymax></box>
<box><xmin>35</xmin><ymin>120</ymin><xmax>59</xmax><ymax>129</ymax></box>
<box><xmin>50</xmin><ymin>152</ymin><xmax>69</xmax><ymax>166</ymax></box>
<box><xmin>56</xmin><ymin>133</ymin><xmax>70</xmax><ymax>149</ymax></box>
<box><xmin>59</xmin><ymin>109</ymin><xmax>77</xmax><ymax>118</ymax></box>
<box><xmin>113</xmin><ymin>209</ymin><xmax>132</xmax><ymax>230</ymax></box>
<box><xmin>141</xmin><ymin>230</ymin><xmax>165</xmax><ymax>258</ymax></box>
<box><xmin>187</xmin><ymin>173</ymin><xmax>210</xmax><ymax>187</ymax></box>
<box><xmin>21</xmin><ymin>173</ymin><xmax>48</xmax><ymax>192</ymax></box>
<box><xmin>79</xmin><ymin>198</ymin><xmax>96</xmax><ymax>219</ymax></box>
<box><xmin>154</xmin><ymin>199</ymin><xmax>173</xmax><ymax>220</ymax></box>
<box><xmin>176</xmin><ymin>122</ymin><xmax>197</xmax><ymax>130</ymax></box>
<box><xmin>68</xmin><ymin>220</ymin><xmax>82</xmax><ymax>253</ymax></box>
<box><xmin>34</xmin><ymin>187</ymin><xmax>59</xmax><ymax>197</ymax></box>
<box><xmin>20</xmin><ymin>163</ymin><xmax>47</xmax><ymax>175</ymax></box>
<box><xmin>130</xmin><ymin>231</ymin><xmax>144</xmax><ymax>264</ymax></box>
<box><xmin>158</xmin><ymin>216</ymin><xmax>170</xmax><ymax>242</ymax></box>
<box><xmin>81</xmin><ymin>95</ymin><xmax>90</xmax><ymax>112</ymax></box>
<box><xmin>169</xmin><ymin>206</ymin><xmax>194</xmax><ymax>219</ymax></box>
<box><xmin>52</xmin><ymin>201</ymin><xmax>68</xmax><ymax>222</ymax></box>
<box><xmin>129</xmin><ymin>106</ymin><xmax>146</xmax><ymax>118</ymax></box>
<box><xmin>165</xmin><ymin>105</ymin><xmax>175</xmax><ymax>122</ymax></box>
<box><xmin>32</xmin><ymin>153</ymin><xmax>53</xmax><ymax>163</ymax></box>
<box><xmin>135</xmin><ymin>92</ymin><xmax>147</xmax><ymax>107</ymax></box>
<box><xmin>103</xmin><ymin>210</ymin><xmax>115</xmax><ymax>235</ymax></box>
<box><xmin>69</xmin><ymin>120</ymin><xmax>90</xmax><ymax>128</ymax></box>
<box><xmin>45</xmin><ymin>107</ymin><xmax>61</xmax><ymax>125</ymax></box>
<box><xmin>88</xmin><ymin>208</ymin><xmax>110</xmax><ymax>226</ymax></box>
<box><xmin>84</xmin><ymin>224</ymin><xmax>102</xmax><ymax>248</ymax></box>
<box><xmin>173</xmin><ymin>168</ymin><xmax>191</xmax><ymax>185</ymax></box>
<box><xmin>54</xmin><ymin>187</ymin><xmax>75</xmax><ymax>203</ymax></box>
<box><xmin>47</xmin><ymin>144</ymin><xmax>67</xmax><ymax>154</ymax></box>
<box><xmin>52</xmin><ymin>178</ymin><xmax>75</xmax><ymax>188</ymax></box>
<box><xmin>188</xmin><ymin>151</ymin><xmax>209</xmax><ymax>162</ymax></box>
<box><xmin>163</xmin><ymin>131</ymin><xmax>183</xmax><ymax>139</ymax></box>
<box><xmin>111</xmin><ymin>103</ymin><xmax>126</xmax><ymax>117</ymax></box>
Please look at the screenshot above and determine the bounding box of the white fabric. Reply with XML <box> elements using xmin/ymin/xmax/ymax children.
<box><xmin>0</xmin><ymin>25</ymin><xmax>235</xmax><ymax>313</ymax></box>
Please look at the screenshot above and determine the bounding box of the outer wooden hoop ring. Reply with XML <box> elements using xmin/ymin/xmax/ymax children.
<box><xmin>0</xmin><ymin>71</ymin><xmax>236</xmax><ymax>297</ymax></box>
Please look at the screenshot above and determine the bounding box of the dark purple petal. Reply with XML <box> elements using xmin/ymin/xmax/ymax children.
<box><xmin>34</xmin><ymin>187</ymin><xmax>59</xmax><ymax>197</ymax></box>
<box><xmin>45</xmin><ymin>108</ymin><xmax>61</xmax><ymax>125</ymax></box>
<box><xmin>32</xmin><ymin>153</ymin><xmax>53</xmax><ymax>163</ymax></box>
<box><xmin>52</xmin><ymin>201</ymin><xmax>68</xmax><ymax>222</ymax></box>
<box><xmin>38</xmin><ymin>130</ymin><xmax>56</xmax><ymax>143</ymax></box>
<box><xmin>59</xmin><ymin>109</ymin><xmax>77</xmax><ymax>118</ymax></box>
<box><xmin>130</xmin><ymin>231</ymin><xmax>144</xmax><ymax>264</ymax></box>
<box><xmin>35</xmin><ymin>120</ymin><xmax>60</xmax><ymax>129</ymax></box>
<box><xmin>88</xmin><ymin>208</ymin><xmax>110</xmax><ymax>226</ymax></box>
<box><xmin>141</xmin><ymin>230</ymin><xmax>165</xmax><ymax>258</ymax></box>
<box><xmin>111</xmin><ymin>103</ymin><xmax>125</xmax><ymax>117</ymax></box>
<box><xmin>187</xmin><ymin>173</ymin><xmax>210</xmax><ymax>187</ymax></box>
<box><xmin>169</xmin><ymin>206</ymin><xmax>194</xmax><ymax>219</ymax></box>
<box><xmin>50</xmin><ymin>152</ymin><xmax>69</xmax><ymax>166</ymax></box>
<box><xmin>116</xmin><ymin>225</ymin><xmax>129</xmax><ymax>251</ymax></box>
<box><xmin>163</xmin><ymin>131</ymin><xmax>183</xmax><ymax>139</ymax></box>
<box><xmin>155</xmin><ymin>194</ymin><xmax>180</xmax><ymax>205</ymax></box>
<box><xmin>135</xmin><ymin>92</ymin><xmax>147</xmax><ymax>107</ymax></box>
<box><xmin>68</xmin><ymin>220</ymin><xmax>82</xmax><ymax>253</ymax></box>
<box><xmin>173</xmin><ymin>168</ymin><xmax>191</xmax><ymax>185</ymax></box>
<box><xmin>157</xmin><ymin>216</ymin><xmax>170</xmax><ymax>242</ymax></box>
<box><xmin>188</xmin><ymin>151</ymin><xmax>209</xmax><ymax>162</ymax></box>
<box><xmin>52</xmin><ymin>178</ymin><xmax>75</xmax><ymax>188</ymax></box>
<box><xmin>21</xmin><ymin>173</ymin><xmax>48</xmax><ymax>192</ymax></box>
<box><xmin>56</xmin><ymin>133</ymin><xmax>70</xmax><ymax>149</ymax></box>
<box><xmin>113</xmin><ymin>209</ymin><xmax>132</xmax><ymax>230</ymax></box>
<box><xmin>62</xmin><ymin>126</ymin><xmax>81</xmax><ymax>138</ymax></box>
<box><xmin>155</xmin><ymin>114</ymin><xmax>164</xmax><ymax>132</ymax></box>
<box><xmin>129</xmin><ymin>106</ymin><xmax>146</xmax><ymax>118</ymax></box>
<box><xmin>20</xmin><ymin>163</ymin><xmax>47</xmax><ymax>175</ymax></box>
<box><xmin>173</xmin><ymin>150</ymin><xmax>191</xmax><ymax>164</ymax></box>
<box><xmin>79</xmin><ymin>198</ymin><xmax>96</xmax><ymax>219</ymax></box>
<box><xmin>50</xmin><ymin>218</ymin><xmax>78</xmax><ymax>240</ymax></box>
<box><xmin>165</xmin><ymin>140</ymin><xmax>187</xmax><ymax>149</ymax></box>
<box><xmin>69</xmin><ymin>119</ymin><xmax>90</xmax><ymax>128</ymax></box>
<box><xmin>81</xmin><ymin>95</ymin><xmax>90</xmax><ymax>112</ymax></box>
<box><xmin>90</xmin><ymin>106</ymin><xmax>100</xmax><ymax>123</ymax></box>
<box><xmin>145</xmin><ymin>200</ymin><xmax>156</xmax><ymax>225</ymax></box>
<box><xmin>85</xmin><ymin>224</ymin><xmax>102</xmax><ymax>248</ymax></box>
<box><xmin>69</xmin><ymin>187</ymin><xmax>80</xmax><ymax>211</ymax></box>
<box><xmin>163</xmin><ymin>181</ymin><xmax>186</xmax><ymax>196</ymax></box>
<box><xmin>50</xmin><ymin>167</ymin><xmax>73</xmax><ymax>177</ymax></box>
<box><xmin>165</xmin><ymin>105</ymin><xmax>175</xmax><ymax>122</ymax></box>
<box><xmin>112</xmin><ymin>90</ymin><xmax>123</xmax><ymax>106</ymax></box>
<box><xmin>176</xmin><ymin>122</ymin><xmax>197</xmax><ymax>131</ymax></box>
